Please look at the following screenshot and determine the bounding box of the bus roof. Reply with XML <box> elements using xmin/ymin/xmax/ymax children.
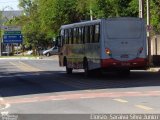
<box><xmin>60</xmin><ymin>19</ymin><xmax>102</xmax><ymax>29</ymax></box>
<box><xmin>60</xmin><ymin>17</ymin><xmax>143</xmax><ymax>30</ymax></box>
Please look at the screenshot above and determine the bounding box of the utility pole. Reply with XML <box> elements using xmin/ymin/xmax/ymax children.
<box><xmin>0</xmin><ymin>11</ymin><xmax>2</xmax><ymax>56</ymax></box>
<box><xmin>147</xmin><ymin>0</ymin><xmax>152</xmax><ymax>66</ymax></box>
<box><xmin>90</xmin><ymin>9</ymin><xmax>93</xmax><ymax>21</ymax></box>
<box><xmin>89</xmin><ymin>0</ymin><xmax>93</xmax><ymax>21</ymax></box>
<box><xmin>139</xmin><ymin>0</ymin><xmax>144</xmax><ymax>18</ymax></box>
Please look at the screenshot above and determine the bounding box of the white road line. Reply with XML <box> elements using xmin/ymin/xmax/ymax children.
<box><xmin>1</xmin><ymin>111</ymin><xmax>9</xmax><ymax>115</ymax></box>
<box><xmin>52</xmin><ymin>98</ymin><xmax>67</xmax><ymax>101</ymax></box>
<box><xmin>113</xmin><ymin>98</ymin><xmax>128</xmax><ymax>103</ymax></box>
<box><xmin>19</xmin><ymin>61</ymin><xmax>42</xmax><ymax>71</ymax></box>
<box><xmin>0</xmin><ymin>97</ymin><xmax>10</xmax><ymax>109</ymax></box>
<box><xmin>5</xmin><ymin>104</ymin><xmax>10</xmax><ymax>109</ymax></box>
<box><xmin>0</xmin><ymin>98</ymin><xmax>4</xmax><ymax>101</ymax></box>
<box><xmin>135</xmin><ymin>105</ymin><xmax>153</xmax><ymax>111</ymax></box>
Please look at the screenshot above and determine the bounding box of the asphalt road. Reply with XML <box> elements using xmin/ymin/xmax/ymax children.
<box><xmin>0</xmin><ymin>58</ymin><xmax>160</xmax><ymax>119</ymax></box>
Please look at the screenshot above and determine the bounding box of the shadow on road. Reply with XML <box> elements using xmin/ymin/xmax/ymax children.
<box><xmin>0</xmin><ymin>70</ymin><xmax>160</xmax><ymax>97</ymax></box>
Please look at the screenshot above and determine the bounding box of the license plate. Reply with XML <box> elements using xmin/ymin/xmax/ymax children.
<box><xmin>121</xmin><ymin>54</ymin><xmax>128</xmax><ymax>58</ymax></box>
<box><xmin>121</xmin><ymin>62</ymin><xmax>130</xmax><ymax>66</ymax></box>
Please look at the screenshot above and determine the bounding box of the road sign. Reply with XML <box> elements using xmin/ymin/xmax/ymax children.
<box><xmin>0</xmin><ymin>26</ymin><xmax>8</xmax><ymax>30</ymax></box>
<box><xmin>3</xmin><ymin>35</ymin><xmax>23</xmax><ymax>43</ymax></box>
<box><xmin>6</xmin><ymin>26</ymin><xmax>21</xmax><ymax>31</ymax></box>
<box><xmin>4</xmin><ymin>31</ymin><xmax>21</xmax><ymax>35</ymax></box>
<box><xmin>0</xmin><ymin>26</ymin><xmax>21</xmax><ymax>31</ymax></box>
<box><xmin>147</xmin><ymin>25</ymin><xmax>152</xmax><ymax>32</ymax></box>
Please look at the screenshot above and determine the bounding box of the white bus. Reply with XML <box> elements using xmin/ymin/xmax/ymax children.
<box><xmin>57</xmin><ymin>17</ymin><xmax>147</xmax><ymax>75</ymax></box>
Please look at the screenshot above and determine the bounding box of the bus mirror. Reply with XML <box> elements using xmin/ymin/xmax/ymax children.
<box><xmin>55</xmin><ymin>36</ymin><xmax>61</xmax><ymax>47</ymax></box>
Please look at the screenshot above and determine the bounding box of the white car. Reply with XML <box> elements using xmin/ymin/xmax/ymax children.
<box><xmin>26</xmin><ymin>50</ymin><xmax>33</xmax><ymax>55</ymax></box>
<box><xmin>43</xmin><ymin>46</ymin><xmax>58</xmax><ymax>56</ymax></box>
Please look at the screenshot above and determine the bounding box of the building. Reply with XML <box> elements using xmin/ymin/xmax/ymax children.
<box><xmin>151</xmin><ymin>35</ymin><xmax>160</xmax><ymax>66</ymax></box>
<box><xmin>0</xmin><ymin>10</ymin><xmax>23</xmax><ymax>23</ymax></box>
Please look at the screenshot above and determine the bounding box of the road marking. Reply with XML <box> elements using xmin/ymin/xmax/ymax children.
<box><xmin>135</xmin><ymin>105</ymin><xmax>153</xmax><ymax>111</ymax></box>
<box><xmin>113</xmin><ymin>99</ymin><xmax>128</xmax><ymax>103</ymax></box>
<box><xmin>1</xmin><ymin>111</ymin><xmax>9</xmax><ymax>115</ymax></box>
<box><xmin>9</xmin><ymin>62</ymin><xmax>29</xmax><ymax>72</ymax></box>
<box><xmin>9</xmin><ymin>61</ymin><xmax>42</xmax><ymax>72</ymax></box>
<box><xmin>0</xmin><ymin>98</ymin><xmax>3</xmax><ymax>101</ymax></box>
<box><xmin>3</xmin><ymin>90</ymin><xmax>160</xmax><ymax>105</ymax></box>
<box><xmin>5</xmin><ymin>104</ymin><xmax>10</xmax><ymax>109</ymax></box>
<box><xmin>80</xmin><ymin>96</ymin><xmax>97</xmax><ymax>99</ymax></box>
<box><xmin>0</xmin><ymin>97</ymin><xmax>10</xmax><ymax>116</ymax></box>
<box><xmin>19</xmin><ymin>61</ymin><xmax>42</xmax><ymax>71</ymax></box>
<box><xmin>52</xmin><ymin>98</ymin><xmax>67</xmax><ymax>101</ymax></box>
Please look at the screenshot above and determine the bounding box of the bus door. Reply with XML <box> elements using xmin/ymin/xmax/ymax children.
<box><xmin>55</xmin><ymin>35</ymin><xmax>64</xmax><ymax>66</ymax></box>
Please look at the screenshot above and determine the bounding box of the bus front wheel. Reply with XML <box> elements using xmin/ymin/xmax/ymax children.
<box><xmin>65</xmin><ymin>59</ymin><xmax>73</xmax><ymax>74</ymax></box>
<box><xmin>66</xmin><ymin>67</ymin><xmax>73</xmax><ymax>74</ymax></box>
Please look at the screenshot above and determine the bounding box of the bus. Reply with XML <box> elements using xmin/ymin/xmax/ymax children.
<box><xmin>57</xmin><ymin>17</ymin><xmax>147</xmax><ymax>75</ymax></box>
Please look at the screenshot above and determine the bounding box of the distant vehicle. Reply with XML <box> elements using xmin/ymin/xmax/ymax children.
<box><xmin>2</xmin><ymin>51</ymin><xmax>13</xmax><ymax>56</ymax></box>
<box><xmin>43</xmin><ymin>46</ymin><xmax>58</xmax><ymax>56</ymax></box>
<box><xmin>56</xmin><ymin>17</ymin><xmax>147</xmax><ymax>75</ymax></box>
<box><xmin>26</xmin><ymin>50</ymin><xmax>33</xmax><ymax>55</ymax></box>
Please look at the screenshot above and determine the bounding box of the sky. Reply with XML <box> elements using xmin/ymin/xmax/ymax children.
<box><xmin>0</xmin><ymin>0</ymin><xmax>20</xmax><ymax>11</ymax></box>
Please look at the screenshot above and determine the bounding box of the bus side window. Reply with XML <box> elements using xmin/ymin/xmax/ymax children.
<box><xmin>85</xmin><ymin>26</ymin><xmax>90</xmax><ymax>43</ymax></box>
<box><xmin>71</xmin><ymin>29</ymin><xmax>74</xmax><ymax>44</ymax></box>
<box><xmin>90</xmin><ymin>25</ymin><xmax>95</xmax><ymax>43</ymax></box>
<box><xmin>95</xmin><ymin>24</ymin><xmax>100</xmax><ymax>43</ymax></box>
<box><xmin>81</xmin><ymin>27</ymin><xmax>85</xmax><ymax>44</ymax></box>
<box><xmin>73</xmin><ymin>28</ymin><xmax>77</xmax><ymax>44</ymax></box>
<box><xmin>69</xmin><ymin>29</ymin><xmax>73</xmax><ymax>44</ymax></box>
<box><xmin>75</xmin><ymin>28</ymin><xmax>78</xmax><ymax>44</ymax></box>
<box><xmin>60</xmin><ymin>29</ymin><xmax>64</xmax><ymax>46</ymax></box>
<box><xmin>67</xmin><ymin>29</ymin><xmax>69</xmax><ymax>44</ymax></box>
<box><xmin>78</xmin><ymin>27</ymin><xmax>83</xmax><ymax>44</ymax></box>
<box><xmin>64</xmin><ymin>29</ymin><xmax>68</xmax><ymax>44</ymax></box>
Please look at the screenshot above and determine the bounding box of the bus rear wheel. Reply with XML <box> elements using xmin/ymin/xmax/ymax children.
<box><xmin>84</xmin><ymin>60</ymin><xmax>91</xmax><ymax>76</ymax></box>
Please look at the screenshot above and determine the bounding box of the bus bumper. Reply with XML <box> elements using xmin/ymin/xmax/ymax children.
<box><xmin>101</xmin><ymin>58</ymin><xmax>147</xmax><ymax>70</ymax></box>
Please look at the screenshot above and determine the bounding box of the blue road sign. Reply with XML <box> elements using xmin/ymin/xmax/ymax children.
<box><xmin>3</xmin><ymin>35</ymin><xmax>23</xmax><ymax>43</ymax></box>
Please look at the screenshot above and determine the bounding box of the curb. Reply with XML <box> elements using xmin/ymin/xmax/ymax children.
<box><xmin>0</xmin><ymin>56</ymin><xmax>59</xmax><ymax>60</ymax></box>
<box><xmin>0</xmin><ymin>57</ymin><xmax>40</xmax><ymax>60</ymax></box>
<box><xmin>147</xmin><ymin>68</ymin><xmax>160</xmax><ymax>72</ymax></box>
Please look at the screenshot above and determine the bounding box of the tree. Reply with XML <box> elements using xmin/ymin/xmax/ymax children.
<box><xmin>18</xmin><ymin>0</ymin><xmax>51</xmax><ymax>54</ymax></box>
<box><xmin>151</xmin><ymin>0</ymin><xmax>160</xmax><ymax>34</ymax></box>
<box><xmin>3</xmin><ymin>0</ymin><xmax>160</xmax><ymax>51</ymax></box>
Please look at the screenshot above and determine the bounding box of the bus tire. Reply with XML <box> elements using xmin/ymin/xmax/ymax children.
<box><xmin>63</xmin><ymin>57</ymin><xmax>67</xmax><ymax>66</ymax></box>
<box><xmin>66</xmin><ymin>67</ymin><xmax>73</xmax><ymax>74</ymax></box>
<box><xmin>65</xmin><ymin>59</ymin><xmax>73</xmax><ymax>74</ymax></box>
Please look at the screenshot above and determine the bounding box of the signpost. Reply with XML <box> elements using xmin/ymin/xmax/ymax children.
<box><xmin>1</xmin><ymin>26</ymin><xmax>23</xmax><ymax>56</ymax></box>
<box><xmin>2</xmin><ymin>26</ymin><xmax>23</xmax><ymax>44</ymax></box>
<box><xmin>4</xmin><ymin>31</ymin><xmax>21</xmax><ymax>35</ymax></box>
<box><xmin>3</xmin><ymin>35</ymin><xmax>23</xmax><ymax>44</ymax></box>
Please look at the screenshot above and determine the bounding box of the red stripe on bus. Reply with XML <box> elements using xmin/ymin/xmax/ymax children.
<box><xmin>101</xmin><ymin>58</ymin><xmax>147</xmax><ymax>68</ymax></box>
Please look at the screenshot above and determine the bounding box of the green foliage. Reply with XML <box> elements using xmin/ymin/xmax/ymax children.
<box><xmin>151</xmin><ymin>0</ymin><xmax>160</xmax><ymax>34</ymax></box>
<box><xmin>3</xmin><ymin>0</ymin><xmax>160</xmax><ymax>49</ymax></box>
